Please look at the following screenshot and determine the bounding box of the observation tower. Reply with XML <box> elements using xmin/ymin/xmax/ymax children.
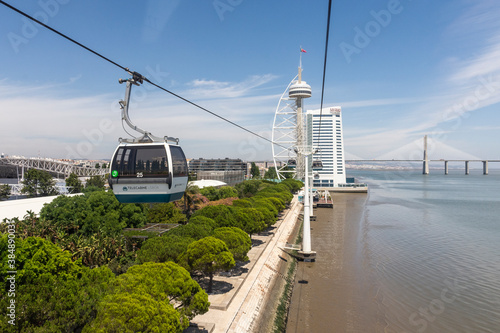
<box><xmin>272</xmin><ymin>59</ymin><xmax>312</xmax><ymax>180</ymax></box>
<box><xmin>273</xmin><ymin>55</ymin><xmax>316</xmax><ymax>260</ymax></box>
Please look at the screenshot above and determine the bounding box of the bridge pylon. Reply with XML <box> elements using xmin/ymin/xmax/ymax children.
<box><xmin>423</xmin><ymin>135</ymin><xmax>429</xmax><ymax>175</ymax></box>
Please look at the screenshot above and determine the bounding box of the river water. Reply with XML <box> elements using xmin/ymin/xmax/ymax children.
<box><xmin>287</xmin><ymin>169</ymin><xmax>500</xmax><ymax>333</ymax></box>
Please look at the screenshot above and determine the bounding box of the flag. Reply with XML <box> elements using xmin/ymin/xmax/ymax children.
<box><xmin>300</xmin><ymin>48</ymin><xmax>307</xmax><ymax>53</ymax></box>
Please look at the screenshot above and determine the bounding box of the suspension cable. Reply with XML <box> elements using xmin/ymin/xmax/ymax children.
<box><xmin>316</xmin><ymin>0</ymin><xmax>333</xmax><ymax>151</ymax></box>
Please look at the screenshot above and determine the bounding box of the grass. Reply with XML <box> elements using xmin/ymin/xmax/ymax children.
<box><xmin>272</xmin><ymin>220</ymin><xmax>302</xmax><ymax>333</ymax></box>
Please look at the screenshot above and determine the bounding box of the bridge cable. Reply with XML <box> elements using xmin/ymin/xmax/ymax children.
<box><xmin>0</xmin><ymin>0</ymin><xmax>287</xmax><ymax>149</ymax></box>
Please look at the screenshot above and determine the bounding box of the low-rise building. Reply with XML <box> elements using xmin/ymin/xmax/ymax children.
<box><xmin>189</xmin><ymin>158</ymin><xmax>246</xmax><ymax>186</ymax></box>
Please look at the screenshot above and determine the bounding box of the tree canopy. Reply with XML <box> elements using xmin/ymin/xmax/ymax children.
<box><xmin>21</xmin><ymin>169</ymin><xmax>57</xmax><ymax>197</ymax></box>
<box><xmin>184</xmin><ymin>236</ymin><xmax>235</xmax><ymax>293</ymax></box>
<box><xmin>85</xmin><ymin>262</ymin><xmax>209</xmax><ymax>332</ymax></box>
<box><xmin>167</xmin><ymin>222</ymin><xmax>213</xmax><ymax>240</ymax></box>
<box><xmin>137</xmin><ymin>234</ymin><xmax>194</xmax><ymax>264</ymax></box>
<box><xmin>0</xmin><ymin>236</ymin><xmax>115</xmax><ymax>333</ymax></box>
<box><xmin>200</xmin><ymin>186</ymin><xmax>238</xmax><ymax>201</ymax></box>
<box><xmin>39</xmin><ymin>190</ymin><xmax>147</xmax><ymax>237</ymax></box>
<box><xmin>250</xmin><ymin>162</ymin><xmax>260</xmax><ymax>179</ymax></box>
<box><xmin>0</xmin><ymin>184</ymin><xmax>11</xmax><ymax>200</ymax></box>
<box><xmin>190</xmin><ymin>205</ymin><xmax>239</xmax><ymax>229</ymax></box>
<box><xmin>264</xmin><ymin>166</ymin><xmax>278</xmax><ymax>179</ymax></box>
<box><xmin>212</xmin><ymin>227</ymin><xmax>252</xmax><ymax>262</ymax></box>
<box><xmin>65</xmin><ymin>172</ymin><xmax>83</xmax><ymax>194</ymax></box>
<box><xmin>148</xmin><ymin>202</ymin><xmax>187</xmax><ymax>224</ymax></box>
<box><xmin>235</xmin><ymin>180</ymin><xmax>262</xmax><ymax>198</ymax></box>
<box><xmin>85</xmin><ymin>175</ymin><xmax>106</xmax><ymax>190</ymax></box>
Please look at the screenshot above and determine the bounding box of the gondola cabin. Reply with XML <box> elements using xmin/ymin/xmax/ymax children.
<box><xmin>287</xmin><ymin>159</ymin><xmax>297</xmax><ymax>168</ymax></box>
<box><xmin>312</xmin><ymin>160</ymin><xmax>323</xmax><ymax>169</ymax></box>
<box><xmin>109</xmin><ymin>142</ymin><xmax>188</xmax><ymax>203</ymax></box>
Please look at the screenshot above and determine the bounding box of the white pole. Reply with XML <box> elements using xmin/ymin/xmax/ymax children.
<box><xmin>309</xmin><ymin>174</ymin><xmax>314</xmax><ymax>217</ymax></box>
<box><xmin>302</xmin><ymin>158</ymin><xmax>312</xmax><ymax>253</ymax></box>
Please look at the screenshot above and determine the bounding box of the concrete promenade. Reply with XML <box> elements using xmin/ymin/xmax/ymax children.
<box><xmin>189</xmin><ymin>195</ymin><xmax>302</xmax><ymax>333</ymax></box>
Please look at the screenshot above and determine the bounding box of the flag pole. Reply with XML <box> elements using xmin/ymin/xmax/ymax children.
<box><xmin>299</xmin><ymin>45</ymin><xmax>303</xmax><ymax>69</ymax></box>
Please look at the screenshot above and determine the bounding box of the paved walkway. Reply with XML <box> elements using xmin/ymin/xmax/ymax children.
<box><xmin>189</xmin><ymin>196</ymin><xmax>302</xmax><ymax>333</ymax></box>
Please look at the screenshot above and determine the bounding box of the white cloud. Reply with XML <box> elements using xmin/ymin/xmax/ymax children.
<box><xmin>185</xmin><ymin>74</ymin><xmax>278</xmax><ymax>99</ymax></box>
<box><xmin>335</xmin><ymin>97</ymin><xmax>423</xmax><ymax>109</ymax></box>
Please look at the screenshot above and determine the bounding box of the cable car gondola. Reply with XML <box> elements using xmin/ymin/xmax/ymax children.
<box><xmin>109</xmin><ymin>73</ymin><xmax>188</xmax><ymax>203</ymax></box>
<box><xmin>312</xmin><ymin>159</ymin><xmax>323</xmax><ymax>169</ymax></box>
<box><xmin>287</xmin><ymin>159</ymin><xmax>297</xmax><ymax>168</ymax></box>
<box><xmin>109</xmin><ymin>141</ymin><xmax>188</xmax><ymax>203</ymax></box>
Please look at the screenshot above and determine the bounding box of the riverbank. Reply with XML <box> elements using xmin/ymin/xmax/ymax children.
<box><xmin>285</xmin><ymin>193</ymin><xmax>383</xmax><ymax>332</ymax></box>
<box><xmin>188</xmin><ymin>195</ymin><xmax>303</xmax><ymax>333</ymax></box>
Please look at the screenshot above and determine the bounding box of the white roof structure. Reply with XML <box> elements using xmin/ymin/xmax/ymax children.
<box><xmin>189</xmin><ymin>179</ymin><xmax>227</xmax><ymax>189</ymax></box>
<box><xmin>0</xmin><ymin>194</ymin><xmax>82</xmax><ymax>221</ymax></box>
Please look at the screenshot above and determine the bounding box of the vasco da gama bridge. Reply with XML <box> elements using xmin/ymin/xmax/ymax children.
<box><xmin>347</xmin><ymin>136</ymin><xmax>500</xmax><ymax>175</ymax></box>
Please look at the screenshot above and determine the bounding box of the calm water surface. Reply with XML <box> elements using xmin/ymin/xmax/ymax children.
<box><xmin>352</xmin><ymin>169</ymin><xmax>500</xmax><ymax>332</ymax></box>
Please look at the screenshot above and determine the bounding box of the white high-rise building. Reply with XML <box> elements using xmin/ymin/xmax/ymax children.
<box><xmin>306</xmin><ymin>106</ymin><xmax>346</xmax><ymax>188</ymax></box>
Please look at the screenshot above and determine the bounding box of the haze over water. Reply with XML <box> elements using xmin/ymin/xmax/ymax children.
<box><xmin>354</xmin><ymin>169</ymin><xmax>500</xmax><ymax>332</ymax></box>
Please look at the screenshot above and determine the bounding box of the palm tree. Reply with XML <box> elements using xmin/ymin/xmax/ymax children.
<box><xmin>180</xmin><ymin>184</ymin><xmax>208</xmax><ymax>219</ymax></box>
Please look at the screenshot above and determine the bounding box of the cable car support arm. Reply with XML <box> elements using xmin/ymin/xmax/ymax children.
<box><xmin>118</xmin><ymin>71</ymin><xmax>179</xmax><ymax>144</ymax></box>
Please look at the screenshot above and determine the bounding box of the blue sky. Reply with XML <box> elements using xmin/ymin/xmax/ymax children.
<box><xmin>1</xmin><ymin>0</ymin><xmax>500</xmax><ymax>162</ymax></box>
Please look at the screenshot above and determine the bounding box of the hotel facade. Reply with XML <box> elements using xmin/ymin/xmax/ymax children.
<box><xmin>306</xmin><ymin>106</ymin><xmax>346</xmax><ymax>188</ymax></box>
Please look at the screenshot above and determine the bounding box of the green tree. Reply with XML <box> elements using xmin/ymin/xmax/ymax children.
<box><xmin>0</xmin><ymin>184</ymin><xmax>10</xmax><ymax>200</ymax></box>
<box><xmin>85</xmin><ymin>175</ymin><xmax>106</xmax><ymax>189</ymax></box>
<box><xmin>21</xmin><ymin>169</ymin><xmax>57</xmax><ymax>197</ymax></box>
<box><xmin>190</xmin><ymin>205</ymin><xmax>239</xmax><ymax>229</ymax></box>
<box><xmin>85</xmin><ymin>292</ymin><xmax>182</xmax><ymax>333</ymax></box>
<box><xmin>200</xmin><ymin>185</ymin><xmax>238</xmax><ymax>201</ymax></box>
<box><xmin>264</xmin><ymin>166</ymin><xmax>278</xmax><ymax>179</ymax></box>
<box><xmin>65</xmin><ymin>172</ymin><xmax>83</xmax><ymax>194</ymax></box>
<box><xmin>281</xmin><ymin>178</ymin><xmax>303</xmax><ymax>192</ymax></box>
<box><xmin>234</xmin><ymin>207</ymin><xmax>266</xmax><ymax>237</ymax></box>
<box><xmin>148</xmin><ymin>202</ymin><xmax>187</xmax><ymax>224</ymax></box>
<box><xmin>167</xmin><ymin>222</ymin><xmax>213</xmax><ymax>240</ymax></box>
<box><xmin>137</xmin><ymin>234</ymin><xmax>194</xmax><ymax>264</ymax></box>
<box><xmin>188</xmin><ymin>172</ymin><xmax>197</xmax><ymax>181</ymax></box>
<box><xmin>218</xmin><ymin>185</ymin><xmax>238</xmax><ymax>199</ymax></box>
<box><xmin>256</xmin><ymin>184</ymin><xmax>293</xmax><ymax>204</ymax></box>
<box><xmin>199</xmin><ymin>186</ymin><xmax>219</xmax><ymax>201</ymax></box>
<box><xmin>183</xmin><ymin>185</ymin><xmax>203</xmax><ymax>218</ymax></box>
<box><xmin>0</xmin><ymin>236</ymin><xmax>115</xmax><ymax>333</ymax></box>
<box><xmin>188</xmin><ymin>216</ymin><xmax>217</xmax><ymax>230</ymax></box>
<box><xmin>212</xmin><ymin>227</ymin><xmax>252</xmax><ymax>262</ymax></box>
<box><xmin>235</xmin><ymin>180</ymin><xmax>262</xmax><ymax>198</ymax></box>
<box><xmin>263</xmin><ymin>196</ymin><xmax>286</xmax><ymax>212</ymax></box>
<box><xmin>184</xmin><ymin>237</ymin><xmax>235</xmax><ymax>293</ymax></box>
<box><xmin>250</xmin><ymin>162</ymin><xmax>260</xmax><ymax>179</ymax></box>
<box><xmin>232</xmin><ymin>198</ymin><xmax>253</xmax><ymax>208</ymax></box>
<box><xmin>39</xmin><ymin>190</ymin><xmax>147</xmax><ymax>237</ymax></box>
<box><xmin>85</xmin><ymin>262</ymin><xmax>209</xmax><ymax>332</ymax></box>
<box><xmin>0</xmin><ymin>236</ymin><xmax>82</xmax><ymax>285</ymax></box>
<box><xmin>95</xmin><ymin>162</ymin><xmax>100</xmax><ymax>169</ymax></box>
